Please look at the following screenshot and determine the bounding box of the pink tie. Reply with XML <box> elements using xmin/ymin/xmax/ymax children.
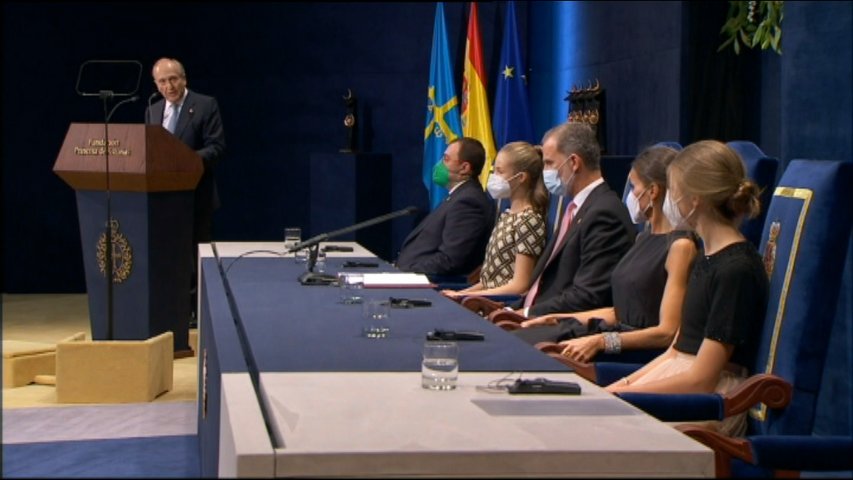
<box><xmin>523</xmin><ymin>202</ymin><xmax>576</xmax><ymax>309</ymax></box>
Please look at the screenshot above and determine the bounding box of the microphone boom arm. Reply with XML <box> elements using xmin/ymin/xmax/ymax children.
<box><xmin>287</xmin><ymin>206</ymin><xmax>416</xmax><ymax>253</ymax></box>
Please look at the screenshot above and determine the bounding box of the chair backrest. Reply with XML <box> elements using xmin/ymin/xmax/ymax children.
<box><xmin>546</xmin><ymin>193</ymin><xmax>572</xmax><ymax>241</ymax></box>
<box><xmin>727</xmin><ymin>141</ymin><xmax>780</xmax><ymax>249</ymax></box>
<box><xmin>654</xmin><ymin>141</ymin><xmax>683</xmax><ymax>151</ymax></box>
<box><xmin>748</xmin><ymin>159</ymin><xmax>853</xmax><ymax>436</ymax></box>
<box><xmin>619</xmin><ymin>141</ymin><xmax>684</xmax><ymax>201</ymax></box>
<box><xmin>601</xmin><ymin>154</ymin><xmax>634</xmax><ymax>198</ymax></box>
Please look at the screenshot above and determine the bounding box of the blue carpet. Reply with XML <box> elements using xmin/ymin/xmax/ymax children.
<box><xmin>2</xmin><ymin>434</ymin><xmax>200</xmax><ymax>478</ymax></box>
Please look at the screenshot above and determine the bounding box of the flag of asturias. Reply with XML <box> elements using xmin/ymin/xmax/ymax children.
<box><xmin>424</xmin><ymin>2</ymin><xmax>463</xmax><ymax>210</ymax></box>
<box><xmin>461</xmin><ymin>1</ymin><xmax>497</xmax><ymax>188</ymax></box>
<box><xmin>492</xmin><ymin>1</ymin><xmax>535</xmax><ymax>149</ymax></box>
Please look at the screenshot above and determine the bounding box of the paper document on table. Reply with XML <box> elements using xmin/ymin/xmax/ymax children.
<box><xmin>361</xmin><ymin>273</ymin><xmax>434</xmax><ymax>288</ymax></box>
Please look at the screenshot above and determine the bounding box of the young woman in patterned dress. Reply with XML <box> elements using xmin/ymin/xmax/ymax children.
<box><xmin>441</xmin><ymin>141</ymin><xmax>549</xmax><ymax>298</ymax></box>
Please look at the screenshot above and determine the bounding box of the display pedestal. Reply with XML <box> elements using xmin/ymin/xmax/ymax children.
<box><xmin>309</xmin><ymin>153</ymin><xmax>392</xmax><ymax>260</ymax></box>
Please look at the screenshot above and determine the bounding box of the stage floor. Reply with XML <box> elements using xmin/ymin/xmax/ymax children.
<box><xmin>1</xmin><ymin>294</ymin><xmax>200</xmax><ymax>477</ymax></box>
<box><xmin>2</xmin><ymin>294</ymin><xmax>198</xmax><ymax>409</ymax></box>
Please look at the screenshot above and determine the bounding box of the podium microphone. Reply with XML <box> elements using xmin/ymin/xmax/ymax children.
<box><xmin>106</xmin><ymin>95</ymin><xmax>139</xmax><ymax>123</ymax></box>
<box><xmin>145</xmin><ymin>92</ymin><xmax>160</xmax><ymax>123</ymax></box>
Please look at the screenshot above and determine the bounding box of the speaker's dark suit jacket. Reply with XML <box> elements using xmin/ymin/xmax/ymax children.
<box><xmin>526</xmin><ymin>181</ymin><xmax>636</xmax><ymax>317</ymax></box>
<box><xmin>396</xmin><ymin>180</ymin><xmax>495</xmax><ymax>276</ymax></box>
<box><xmin>146</xmin><ymin>90</ymin><xmax>226</xmax><ymax>243</ymax></box>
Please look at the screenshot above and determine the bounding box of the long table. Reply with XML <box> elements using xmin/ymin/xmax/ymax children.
<box><xmin>198</xmin><ymin>242</ymin><xmax>713</xmax><ymax>477</ymax></box>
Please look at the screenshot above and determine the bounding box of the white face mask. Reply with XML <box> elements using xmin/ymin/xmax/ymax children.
<box><xmin>487</xmin><ymin>172</ymin><xmax>521</xmax><ymax>200</ymax></box>
<box><xmin>663</xmin><ymin>191</ymin><xmax>695</xmax><ymax>229</ymax></box>
<box><xmin>543</xmin><ymin>158</ymin><xmax>573</xmax><ymax>196</ymax></box>
<box><xmin>626</xmin><ymin>187</ymin><xmax>650</xmax><ymax>224</ymax></box>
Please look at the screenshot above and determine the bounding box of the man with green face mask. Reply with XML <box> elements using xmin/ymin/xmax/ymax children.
<box><xmin>396</xmin><ymin>138</ymin><xmax>495</xmax><ymax>276</ymax></box>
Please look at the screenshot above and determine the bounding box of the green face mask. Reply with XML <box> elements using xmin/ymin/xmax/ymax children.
<box><xmin>432</xmin><ymin>161</ymin><xmax>450</xmax><ymax>187</ymax></box>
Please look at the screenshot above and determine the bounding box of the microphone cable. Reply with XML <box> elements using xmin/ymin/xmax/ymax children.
<box><xmin>223</xmin><ymin>249</ymin><xmax>285</xmax><ymax>275</ymax></box>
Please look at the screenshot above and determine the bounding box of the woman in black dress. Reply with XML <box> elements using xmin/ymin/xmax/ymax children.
<box><xmin>605</xmin><ymin>140</ymin><xmax>769</xmax><ymax>437</ymax></box>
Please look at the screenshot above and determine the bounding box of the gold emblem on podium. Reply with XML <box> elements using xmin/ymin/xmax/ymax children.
<box><xmin>96</xmin><ymin>219</ymin><xmax>133</xmax><ymax>283</ymax></box>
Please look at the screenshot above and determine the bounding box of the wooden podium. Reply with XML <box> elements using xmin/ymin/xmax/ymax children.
<box><xmin>53</xmin><ymin>123</ymin><xmax>202</xmax><ymax>353</ymax></box>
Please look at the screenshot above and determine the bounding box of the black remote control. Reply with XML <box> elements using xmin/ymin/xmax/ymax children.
<box><xmin>507</xmin><ymin>378</ymin><xmax>581</xmax><ymax>395</ymax></box>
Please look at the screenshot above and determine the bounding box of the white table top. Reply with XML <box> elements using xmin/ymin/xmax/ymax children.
<box><xmin>259</xmin><ymin>371</ymin><xmax>713</xmax><ymax>478</ymax></box>
<box><xmin>200</xmin><ymin>241</ymin><xmax>377</xmax><ymax>259</ymax></box>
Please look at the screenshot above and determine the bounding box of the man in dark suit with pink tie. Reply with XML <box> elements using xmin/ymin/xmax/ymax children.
<box><xmin>495</xmin><ymin>122</ymin><xmax>636</xmax><ymax>323</ymax></box>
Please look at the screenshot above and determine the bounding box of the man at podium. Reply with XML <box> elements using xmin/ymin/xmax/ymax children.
<box><xmin>146</xmin><ymin>57</ymin><xmax>226</xmax><ymax>325</ymax></box>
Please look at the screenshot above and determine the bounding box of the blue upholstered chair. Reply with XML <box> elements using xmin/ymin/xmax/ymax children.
<box><xmin>727</xmin><ymin>141</ymin><xmax>780</xmax><ymax>249</ymax></box>
<box><xmin>428</xmin><ymin>272</ymin><xmax>479</xmax><ymax>292</ymax></box>
<box><xmin>603</xmin><ymin>159</ymin><xmax>853</xmax><ymax>477</ymax></box>
<box><xmin>601</xmin><ymin>154</ymin><xmax>634</xmax><ymax>199</ymax></box>
<box><xmin>655</xmin><ymin>141</ymin><xmax>683</xmax><ymax>151</ymax></box>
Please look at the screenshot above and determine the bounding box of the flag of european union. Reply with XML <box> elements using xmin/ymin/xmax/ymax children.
<box><xmin>492</xmin><ymin>1</ymin><xmax>535</xmax><ymax>149</ymax></box>
<box><xmin>423</xmin><ymin>2</ymin><xmax>463</xmax><ymax>210</ymax></box>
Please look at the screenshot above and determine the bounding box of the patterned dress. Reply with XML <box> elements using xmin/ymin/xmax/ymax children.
<box><xmin>479</xmin><ymin>208</ymin><xmax>547</xmax><ymax>289</ymax></box>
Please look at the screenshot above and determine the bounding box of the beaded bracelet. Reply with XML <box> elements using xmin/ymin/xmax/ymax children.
<box><xmin>603</xmin><ymin>332</ymin><xmax>622</xmax><ymax>354</ymax></box>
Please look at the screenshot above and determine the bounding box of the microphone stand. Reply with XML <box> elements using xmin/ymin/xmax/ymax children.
<box><xmin>99</xmin><ymin>91</ymin><xmax>139</xmax><ymax>340</ymax></box>
<box><xmin>99</xmin><ymin>90</ymin><xmax>115</xmax><ymax>340</ymax></box>
<box><xmin>296</xmin><ymin>244</ymin><xmax>337</xmax><ymax>285</ymax></box>
<box><xmin>145</xmin><ymin>92</ymin><xmax>159</xmax><ymax>124</ymax></box>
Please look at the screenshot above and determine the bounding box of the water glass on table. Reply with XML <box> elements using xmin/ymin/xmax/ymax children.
<box><xmin>362</xmin><ymin>299</ymin><xmax>390</xmax><ymax>339</ymax></box>
<box><xmin>314</xmin><ymin>251</ymin><xmax>327</xmax><ymax>272</ymax></box>
<box><xmin>284</xmin><ymin>227</ymin><xmax>301</xmax><ymax>250</ymax></box>
<box><xmin>422</xmin><ymin>341</ymin><xmax>459</xmax><ymax>390</ymax></box>
<box><xmin>337</xmin><ymin>273</ymin><xmax>364</xmax><ymax>304</ymax></box>
<box><xmin>294</xmin><ymin>248</ymin><xmax>308</xmax><ymax>264</ymax></box>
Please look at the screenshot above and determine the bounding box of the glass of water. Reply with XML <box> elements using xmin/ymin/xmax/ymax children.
<box><xmin>314</xmin><ymin>251</ymin><xmax>327</xmax><ymax>272</ymax></box>
<box><xmin>284</xmin><ymin>227</ymin><xmax>301</xmax><ymax>250</ymax></box>
<box><xmin>294</xmin><ymin>248</ymin><xmax>309</xmax><ymax>264</ymax></box>
<box><xmin>362</xmin><ymin>299</ymin><xmax>390</xmax><ymax>339</ymax></box>
<box><xmin>338</xmin><ymin>273</ymin><xmax>364</xmax><ymax>304</ymax></box>
<box><xmin>422</xmin><ymin>341</ymin><xmax>459</xmax><ymax>390</ymax></box>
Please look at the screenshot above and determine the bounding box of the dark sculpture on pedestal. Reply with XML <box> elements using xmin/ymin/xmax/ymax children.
<box><xmin>341</xmin><ymin>88</ymin><xmax>358</xmax><ymax>153</ymax></box>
